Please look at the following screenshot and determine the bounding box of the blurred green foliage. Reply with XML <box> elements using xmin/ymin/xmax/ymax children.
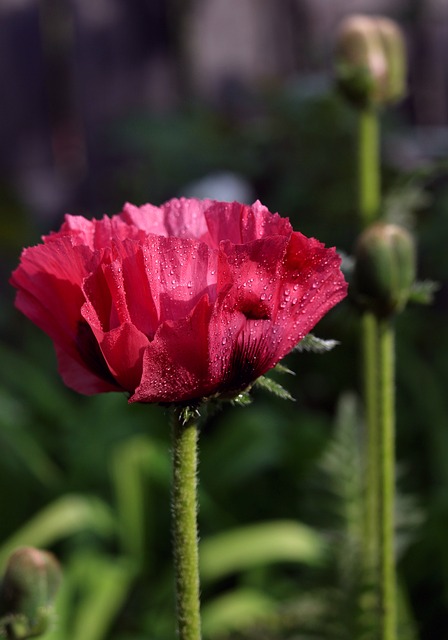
<box><xmin>1</xmin><ymin>80</ymin><xmax>447</xmax><ymax>638</ymax></box>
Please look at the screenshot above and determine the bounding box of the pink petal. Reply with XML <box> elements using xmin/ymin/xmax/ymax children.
<box><xmin>208</xmin><ymin>232</ymin><xmax>347</xmax><ymax>391</ymax></box>
<box><xmin>92</xmin><ymin>321</ymin><xmax>149</xmax><ymax>392</ymax></box>
<box><xmin>55</xmin><ymin>340</ymin><xmax>121</xmax><ymax>396</ymax></box>
<box><xmin>205</xmin><ymin>200</ymin><xmax>292</xmax><ymax>247</ymax></box>
<box><xmin>121</xmin><ymin>198</ymin><xmax>214</xmax><ymax>243</ymax></box>
<box><xmin>138</xmin><ymin>234</ymin><xmax>219</xmax><ymax>325</ymax></box>
<box><xmin>130</xmin><ymin>295</ymin><xmax>213</xmax><ymax>403</ymax></box>
<box><xmin>10</xmin><ymin>237</ymin><xmax>90</xmax><ymax>346</ymax></box>
<box><xmin>57</xmin><ymin>213</ymin><xmax>146</xmax><ymax>249</ymax></box>
<box><xmin>161</xmin><ymin>197</ymin><xmax>213</xmax><ymax>241</ymax></box>
<box><xmin>119</xmin><ymin>202</ymin><xmax>169</xmax><ymax>237</ymax></box>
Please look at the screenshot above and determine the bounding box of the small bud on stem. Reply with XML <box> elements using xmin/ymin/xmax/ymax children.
<box><xmin>0</xmin><ymin>547</ymin><xmax>62</xmax><ymax>639</ymax></box>
<box><xmin>354</xmin><ymin>222</ymin><xmax>416</xmax><ymax>317</ymax></box>
<box><xmin>335</xmin><ymin>15</ymin><xmax>406</xmax><ymax>109</ymax></box>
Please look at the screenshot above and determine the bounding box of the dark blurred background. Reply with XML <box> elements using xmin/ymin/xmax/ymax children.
<box><xmin>1</xmin><ymin>1</ymin><xmax>448</xmax><ymax>639</ymax></box>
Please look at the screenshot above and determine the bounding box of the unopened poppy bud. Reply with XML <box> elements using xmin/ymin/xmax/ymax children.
<box><xmin>335</xmin><ymin>15</ymin><xmax>406</xmax><ymax>108</ymax></box>
<box><xmin>0</xmin><ymin>547</ymin><xmax>62</xmax><ymax>638</ymax></box>
<box><xmin>354</xmin><ymin>223</ymin><xmax>416</xmax><ymax>316</ymax></box>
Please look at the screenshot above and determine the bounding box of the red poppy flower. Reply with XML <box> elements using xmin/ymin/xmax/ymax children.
<box><xmin>10</xmin><ymin>199</ymin><xmax>347</xmax><ymax>404</ymax></box>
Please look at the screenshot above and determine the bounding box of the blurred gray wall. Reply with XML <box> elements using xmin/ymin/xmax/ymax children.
<box><xmin>1</xmin><ymin>0</ymin><xmax>448</xmax><ymax>218</ymax></box>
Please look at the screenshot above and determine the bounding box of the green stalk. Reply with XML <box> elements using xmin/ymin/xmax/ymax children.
<box><xmin>357</xmin><ymin>106</ymin><xmax>397</xmax><ymax>640</ymax></box>
<box><xmin>357</xmin><ymin>107</ymin><xmax>381</xmax><ymax>577</ymax></box>
<box><xmin>362</xmin><ymin>311</ymin><xmax>379</xmax><ymax>570</ymax></box>
<box><xmin>358</xmin><ymin>109</ymin><xmax>380</xmax><ymax>228</ymax></box>
<box><xmin>171</xmin><ymin>409</ymin><xmax>202</xmax><ymax>640</ymax></box>
<box><xmin>378</xmin><ymin>319</ymin><xmax>396</xmax><ymax>640</ymax></box>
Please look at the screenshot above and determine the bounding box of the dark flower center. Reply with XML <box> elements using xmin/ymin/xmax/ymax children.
<box><xmin>222</xmin><ymin>328</ymin><xmax>273</xmax><ymax>395</ymax></box>
<box><xmin>76</xmin><ymin>321</ymin><xmax>117</xmax><ymax>385</ymax></box>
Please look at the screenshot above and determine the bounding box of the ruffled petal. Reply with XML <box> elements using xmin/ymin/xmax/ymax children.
<box><xmin>89</xmin><ymin>320</ymin><xmax>149</xmax><ymax>393</ymax></box>
<box><xmin>276</xmin><ymin>231</ymin><xmax>348</xmax><ymax>343</ymax></box>
<box><xmin>56</xmin><ymin>337</ymin><xmax>121</xmax><ymax>395</ymax></box>
<box><xmin>119</xmin><ymin>202</ymin><xmax>168</xmax><ymax>237</ymax></box>
<box><xmin>11</xmin><ymin>197</ymin><xmax>348</xmax><ymax>404</ymax></box>
<box><xmin>56</xmin><ymin>213</ymin><xmax>146</xmax><ymax>249</ymax></box>
<box><xmin>208</xmin><ymin>232</ymin><xmax>347</xmax><ymax>392</ymax></box>
<box><xmin>161</xmin><ymin>197</ymin><xmax>213</xmax><ymax>242</ymax></box>
<box><xmin>10</xmin><ymin>237</ymin><xmax>90</xmax><ymax>346</ymax></box>
<box><xmin>121</xmin><ymin>198</ymin><xmax>214</xmax><ymax>243</ymax></box>
<box><xmin>137</xmin><ymin>234</ymin><xmax>219</xmax><ymax>324</ymax></box>
<box><xmin>130</xmin><ymin>295</ymin><xmax>213</xmax><ymax>403</ymax></box>
<box><xmin>205</xmin><ymin>200</ymin><xmax>292</xmax><ymax>247</ymax></box>
<box><xmin>208</xmin><ymin>236</ymin><xmax>289</xmax><ymax>391</ymax></box>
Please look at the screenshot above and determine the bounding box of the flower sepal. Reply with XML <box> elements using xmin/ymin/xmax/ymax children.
<box><xmin>408</xmin><ymin>280</ymin><xmax>440</xmax><ymax>306</ymax></box>
<box><xmin>294</xmin><ymin>334</ymin><xmax>340</xmax><ymax>354</ymax></box>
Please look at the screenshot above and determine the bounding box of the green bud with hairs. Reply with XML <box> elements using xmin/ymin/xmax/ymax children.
<box><xmin>0</xmin><ymin>547</ymin><xmax>62</xmax><ymax>639</ymax></box>
<box><xmin>354</xmin><ymin>222</ymin><xmax>416</xmax><ymax>317</ymax></box>
<box><xmin>335</xmin><ymin>14</ymin><xmax>407</xmax><ymax>109</ymax></box>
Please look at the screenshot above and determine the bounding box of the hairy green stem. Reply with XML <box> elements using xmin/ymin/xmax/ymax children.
<box><xmin>357</xmin><ymin>93</ymin><xmax>397</xmax><ymax>640</ymax></box>
<box><xmin>171</xmin><ymin>410</ymin><xmax>202</xmax><ymax>640</ymax></box>
<box><xmin>357</xmin><ymin>107</ymin><xmax>381</xmax><ymax>580</ymax></box>
<box><xmin>358</xmin><ymin>109</ymin><xmax>380</xmax><ymax>227</ymax></box>
<box><xmin>362</xmin><ymin>312</ymin><xmax>380</xmax><ymax>571</ymax></box>
<box><xmin>378</xmin><ymin>319</ymin><xmax>397</xmax><ymax>640</ymax></box>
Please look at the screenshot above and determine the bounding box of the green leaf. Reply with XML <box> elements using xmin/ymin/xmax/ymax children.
<box><xmin>111</xmin><ymin>435</ymin><xmax>170</xmax><ymax>564</ymax></box>
<box><xmin>71</xmin><ymin>555</ymin><xmax>135</xmax><ymax>640</ymax></box>
<box><xmin>200</xmin><ymin>520</ymin><xmax>326</xmax><ymax>583</ymax></box>
<box><xmin>294</xmin><ymin>334</ymin><xmax>340</xmax><ymax>353</ymax></box>
<box><xmin>0</xmin><ymin>344</ymin><xmax>73</xmax><ymax>420</ymax></box>
<box><xmin>44</xmin><ymin>552</ymin><xmax>136</xmax><ymax>640</ymax></box>
<box><xmin>0</xmin><ymin>496</ymin><xmax>116</xmax><ymax>570</ymax></box>
<box><xmin>230</xmin><ymin>392</ymin><xmax>253</xmax><ymax>407</ymax></box>
<box><xmin>384</xmin><ymin>181</ymin><xmax>431</xmax><ymax>228</ymax></box>
<box><xmin>0</xmin><ymin>389</ymin><xmax>62</xmax><ymax>488</ymax></box>
<box><xmin>254</xmin><ymin>376</ymin><xmax>295</xmax><ymax>401</ymax></box>
<box><xmin>272</xmin><ymin>363</ymin><xmax>295</xmax><ymax>376</ymax></box>
<box><xmin>408</xmin><ymin>280</ymin><xmax>440</xmax><ymax>305</ymax></box>
<box><xmin>202</xmin><ymin>588</ymin><xmax>277</xmax><ymax>637</ymax></box>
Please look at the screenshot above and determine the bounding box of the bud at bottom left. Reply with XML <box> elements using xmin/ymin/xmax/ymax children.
<box><xmin>0</xmin><ymin>547</ymin><xmax>62</xmax><ymax>639</ymax></box>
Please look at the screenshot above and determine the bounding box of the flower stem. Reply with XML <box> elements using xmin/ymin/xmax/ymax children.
<box><xmin>362</xmin><ymin>311</ymin><xmax>380</xmax><ymax>570</ymax></box>
<box><xmin>358</xmin><ymin>108</ymin><xmax>380</xmax><ymax>228</ymax></box>
<box><xmin>357</xmin><ymin>105</ymin><xmax>398</xmax><ymax>640</ymax></box>
<box><xmin>378</xmin><ymin>318</ymin><xmax>397</xmax><ymax>640</ymax></box>
<box><xmin>171</xmin><ymin>409</ymin><xmax>202</xmax><ymax>640</ymax></box>
<box><xmin>357</xmin><ymin>107</ymin><xmax>381</xmax><ymax>579</ymax></box>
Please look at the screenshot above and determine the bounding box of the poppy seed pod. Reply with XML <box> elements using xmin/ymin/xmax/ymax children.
<box><xmin>354</xmin><ymin>223</ymin><xmax>416</xmax><ymax>317</ymax></box>
<box><xmin>335</xmin><ymin>15</ymin><xmax>406</xmax><ymax>108</ymax></box>
<box><xmin>0</xmin><ymin>547</ymin><xmax>62</xmax><ymax>638</ymax></box>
